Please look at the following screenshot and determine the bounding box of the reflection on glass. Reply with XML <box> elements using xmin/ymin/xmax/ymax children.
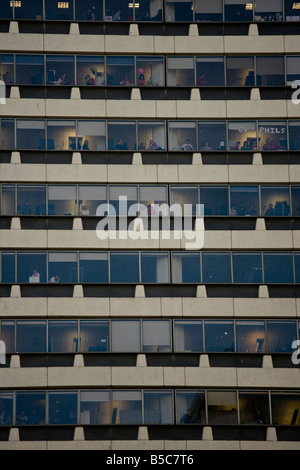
<box><xmin>16</xmin><ymin>120</ymin><xmax>45</xmax><ymax>150</ymax></box>
<box><xmin>80</xmin><ymin>320</ymin><xmax>109</xmax><ymax>352</ymax></box>
<box><xmin>110</xmin><ymin>252</ymin><xmax>140</xmax><ymax>283</ymax></box>
<box><xmin>49</xmin><ymin>391</ymin><xmax>77</xmax><ymax>424</ymax></box>
<box><xmin>75</xmin><ymin>0</ymin><xmax>103</xmax><ymax>21</ymax></box>
<box><xmin>165</xmin><ymin>0</ymin><xmax>193</xmax><ymax>21</ymax></box>
<box><xmin>0</xmin><ymin>120</ymin><xmax>15</xmax><ymax>150</ymax></box>
<box><xmin>200</xmin><ymin>185</ymin><xmax>229</xmax><ymax>215</ymax></box>
<box><xmin>1</xmin><ymin>252</ymin><xmax>15</xmax><ymax>283</ymax></box>
<box><xmin>48</xmin><ymin>185</ymin><xmax>77</xmax><ymax>216</ymax></box>
<box><xmin>16</xmin><ymin>392</ymin><xmax>46</xmax><ymax>425</ymax></box>
<box><xmin>142</xmin><ymin>320</ymin><xmax>171</xmax><ymax>352</ymax></box>
<box><xmin>141</xmin><ymin>253</ymin><xmax>169</xmax><ymax>284</ymax></box>
<box><xmin>256</xmin><ymin>56</ymin><xmax>285</xmax><ymax>86</ymax></box>
<box><xmin>174</xmin><ymin>320</ymin><xmax>203</xmax><ymax>352</ymax></box>
<box><xmin>16</xmin><ymin>320</ymin><xmax>46</xmax><ymax>353</ymax></box>
<box><xmin>170</xmin><ymin>186</ymin><xmax>198</xmax><ymax>215</ymax></box>
<box><xmin>224</xmin><ymin>0</ymin><xmax>253</xmax><ymax>21</ymax></box>
<box><xmin>112</xmin><ymin>390</ymin><xmax>142</xmax><ymax>424</ymax></box>
<box><xmin>0</xmin><ymin>320</ymin><xmax>15</xmax><ymax>354</ymax></box>
<box><xmin>16</xmin><ymin>55</ymin><xmax>44</xmax><ymax>85</ymax></box>
<box><xmin>17</xmin><ymin>185</ymin><xmax>47</xmax><ymax>216</ymax></box>
<box><xmin>107</xmin><ymin>121</ymin><xmax>136</xmax><ymax>150</ymax></box>
<box><xmin>0</xmin><ymin>54</ymin><xmax>14</xmax><ymax>85</ymax></box>
<box><xmin>239</xmin><ymin>392</ymin><xmax>270</xmax><ymax>425</ymax></box>
<box><xmin>235</xmin><ymin>320</ymin><xmax>266</xmax><ymax>353</ymax></box>
<box><xmin>176</xmin><ymin>390</ymin><xmax>206</xmax><ymax>424</ymax></box>
<box><xmin>80</xmin><ymin>391</ymin><xmax>110</xmax><ymax>425</ymax></box>
<box><xmin>266</xmin><ymin>321</ymin><xmax>297</xmax><ymax>352</ymax></box>
<box><xmin>1</xmin><ymin>184</ymin><xmax>15</xmax><ymax>216</ymax></box>
<box><xmin>292</xmin><ymin>186</ymin><xmax>300</xmax><ymax>216</ymax></box>
<box><xmin>144</xmin><ymin>391</ymin><xmax>173</xmax><ymax>424</ymax></box>
<box><xmin>48</xmin><ymin>320</ymin><xmax>78</xmax><ymax>353</ymax></box>
<box><xmin>207</xmin><ymin>391</ymin><xmax>238</xmax><ymax>424</ymax></box>
<box><xmin>45</xmin><ymin>0</ymin><xmax>74</xmax><ymax>20</ymax></box>
<box><xmin>254</xmin><ymin>0</ymin><xmax>283</xmax><ymax>22</ymax></box>
<box><xmin>288</xmin><ymin>121</ymin><xmax>300</xmax><ymax>151</ymax></box>
<box><xmin>204</xmin><ymin>320</ymin><xmax>234</xmax><ymax>352</ymax></box>
<box><xmin>194</xmin><ymin>0</ymin><xmax>223</xmax><ymax>21</ymax></box>
<box><xmin>230</xmin><ymin>185</ymin><xmax>259</xmax><ymax>216</ymax></box>
<box><xmin>271</xmin><ymin>393</ymin><xmax>300</xmax><ymax>425</ymax></box>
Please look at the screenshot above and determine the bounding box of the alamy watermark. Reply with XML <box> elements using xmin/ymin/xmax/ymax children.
<box><xmin>96</xmin><ymin>197</ymin><xmax>205</xmax><ymax>250</ymax></box>
<box><xmin>0</xmin><ymin>80</ymin><xmax>6</xmax><ymax>105</ymax></box>
<box><xmin>292</xmin><ymin>80</ymin><xmax>300</xmax><ymax>105</ymax></box>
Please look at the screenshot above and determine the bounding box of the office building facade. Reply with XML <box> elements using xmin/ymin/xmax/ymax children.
<box><xmin>0</xmin><ymin>0</ymin><xmax>300</xmax><ymax>450</ymax></box>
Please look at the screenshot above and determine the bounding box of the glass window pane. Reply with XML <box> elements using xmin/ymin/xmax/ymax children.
<box><xmin>137</xmin><ymin>121</ymin><xmax>166</xmax><ymax>151</ymax></box>
<box><xmin>271</xmin><ymin>393</ymin><xmax>300</xmax><ymax>425</ymax></box>
<box><xmin>1</xmin><ymin>184</ymin><xmax>15</xmax><ymax>216</ymax></box>
<box><xmin>204</xmin><ymin>320</ymin><xmax>235</xmax><ymax>352</ymax></box>
<box><xmin>0</xmin><ymin>392</ymin><xmax>13</xmax><ymax>426</ymax></box>
<box><xmin>261</xmin><ymin>185</ymin><xmax>290</xmax><ymax>216</ymax></box>
<box><xmin>230</xmin><ymin>185</ymin><xmax>259</xmax><ymax>216</ymax></box>
<box><xmin>105</xmin><ymin>0</ymin><xmax>131</xmax><ymax>21</ymax></box>
<box><xmin>239</xmin><ymin>392</ymin><xmax>270</xmax><ymax>425</ymax></box>
<box><xmin>137</xmin><ymin>0</ymin><xmax>163</xmax><ymax>21</ymax></box>
<box><xmin>0</xmin><ymin>54</ymin><xmax>14</xmax><ymax>85</ymax></box>
<box><xmin>16</xmin><ymin>320</ymin><xmax>46</xmax><ymax>353</ymax></box>
<box><xmin>45</xmin><ymin>0</ymin><xmax>74</xmax><ymax>20</ymax></box>
<box><xmin>77</xmin><ymin>56</ymin><xmax>105</xmax><ymax>86</ymax></box>
<box><xmin>0</xmin><ymin>321</ymin><xmax>15</xmax><ymax>354</ymax></box>
<box><xmin>17</xmin><ymin>252</ymin><xmax>47</xmax><ymax>283</ymax></box>
<box><xmin>78</xmin><ymin>185</ymin><xmax>107</xmax><ymax>216</ymax></box>
<box><xmin>232</xmin><ymin>253</ymin><xmax>263</xmax><ymax>283</ymax></box>
<box><xmin>46</xmin><ymin>120</ymin><xmax>76</xmax><ymax>150</ymax></box>
<box><xmin>17</xmin><ymin>185</ymin><xmax>46</xmax><ymax>216</ymax></box>
<box><xmin>111</xmin><ymin>320</ymin><xmax>141</xmax><ymax>352</ymax></box>
<box><xmin>106</xmin><ymin>56</ymin><xmax>135</xmax><ymax>85</ymax></box>
<box><xmin>16</xmin><ymin>120</ymin><xmax>45</xmax><ymax>150</ymax></box>
<box><xmin>207</xmin><ymin>391</ymin><xmax>238</xmax><ymax>424</ymax></box>
<box><xmin>16</xmin><ymin>392</ymin><xmax>46</xmax><ymax>425</ymax></box>
<box><xmin>254</xmin><ymin>0</ymin><xmax>283</xmax><ymax>22</ymax></box>
<box><xmin>142</xmin><ymin>320</ymin><xmax>171</xmax><ymax>352</ymax></box>
<box><xmin>80</xmin><ymin>320</ymin><xmax>109</xmax><ymax>352</ymax></box>
<box><xmin>77</xmin><ymin>120</ymin><xmax>106</xmax><ymax>151</ymax></box>
<box><xmin>292</xmin><ymin>186</ymin><xmax>300</xmax><ymax>216</ymax></box>
<box><xmin>109</xmin><ymin>185</ymin><xmax>137</xmax><ymax>215</ymax></box>
<box><xmin>288</xmin><ymin>121</ymin><xmax>300</xmax><ymax>151</ymax></box>
<box><xmin>285</xmin><ymin>0</ymin><xmax>300</xmax><ymax>20</ymax></box>
<box><xmin>80</xmin><ymin>391</ymin><xmax>110</xmax><ymax>425</ymax></box>
<box><xmin>167</xmin><ymin>58</ymin><xmax>195</xmax><ymax>87</ymax></box>
<box><xmin>194</xmin><ymin>0</ymin><xmax>223</xmax><ymax>21</ymax></box>
<box><xmin>141</xmin><ymin>252</ymin><xmax>169</xmax><ymax>283</ymax></box>
<box><xmin>228</xmin><ymin>121</ymin><xmax>257</xmax><ymax>151</ymax></box>
<box><xmin>107</xmin><ymin>121</ymin><xmax>136</xmax><ymax>150</ymax></box>
<box><xmin>168</xmin><ymin>121</ymin><xmax>196</xmax><ymax>151</ymax></box>
<box><xmin>0</xmin><ymin>0</ymin><xmax>13</xmax><ymax>19</ymax></box>
<box><xmin>48</xmin><ymin>252</ymin><xmax>78</xmax><ymax>283</ymax></box>
<box><xmin>256</xmin><ymin>56</ymin><xmax>285</xmax><ymax>86</ymax></box>
<box><xmin>171</xmin><ymin>252</ymin><xmax>201</xmax><ymax>283</ymax></box>
<box><xmin>112</xmin><ymin>390</ymin><xmax>142</xmax><ymax>424</ymax></box>
<box><xmin>1</xmin><ymin>119</ymin><xmax>15</xmax><ymax>150</ymax></box>
<box><xmin>198</xmin><ymin>121</ymin><xmax>227</xmax><ymax>151</ymax></box>
<box><xmin>226</xmin><ymin>56</ymin><xmax>255</xmax><ymax>87</ymax></box>
<box><xmin>136</xmin><ymin>57</ymin><xmax>164</xmax><ymax>86</ymax></box>
<box><xmin>165</xmin><ymin>0</ymin><xmax>193</xmax><ymax>21</ymax></box>
<box><xmin>267</xmin><ymin>321</ymin><xmax>297</xmax><ymax>352</ymax></box>
<box><xmin>16</xmin><ymin>55</ymin><xmax>44</xmax><ymax>85</ymax></box>
<box><xmin>200</xmin><ymin>185</ymin><xmax>229</xmax><ymax>215</ymax></box>
<box><xmin>202</xmin><ymin>252</ymin><xmax>232</xmax><ymax>283</ymax></box>
<box><xmin>48</xmin><ymin>320</ymin><xmax>78</xmax><ymax>353</ymax></box>
<box><xmin>176</xmin><ymin>390</ymin><xmax>206</xmax><ymax>424</ymax></box>
<box><xmin>263</xmin><ymin>252</ymin><xmax>294</xmax><ymax>284</ymax></box>
<box><xmin>144</xmin><ymin>391</ymin><xmax>173</xmax><ymax>424</ymax></box>
<box><xmin>225</xmin><ymin>0</ymin><xmax>253</xmax><ymax>21</ymax></box>
<box><xmin>287</xmin><ymin>57</ymin><xmax>300</xmax><ymax>85</ymax></box>
<box><xmin>294</xmin><ymin>253</ymin><xmax>300</xmax><ymax>283</ymax></box>
<box><xmin>76</xmin><ymin>1</ymin><xmax>103</xmax><ymax>21</ymax></box>
<box><xmin>16</xmin><ymin>0</ymin><xmax>43</xmax><ymax>19</ymax></box>
<box><xmin>48</xmin><ymin>185</ymin><xmax>77</xmax><ymax>216</ymax></box>
<box><xmin>235</xmin><ymin>320</ymin><xmax>266</xmax><ymax>353</ymax></box>
<box><xmin>196</xmin><ymin>57</ymin><xmax>224</xmax><ymax>86</ymax></box>
<box><xmin>1</xmin><ymin>252</ymin><xmax>15</xmax><ymax>283</ymax></box>
<box><xmin>79</xmin><ymin>252</ymin><xmax>109</xmax><ymax>283</ymax></box>
<box><xmin>46</xmin><ymin>55</ymin><xmax>75</xmax><ymax>85</ymax></box>
<box><xmin>49</xmin><ymin>391</ymin><xmax>78</xmax><ymax>425</ymax></box>
<box><xmin>258</xmin><ymin>121</ymin><xmax>287</xmax><ymax>151</ymax></box>
<box><xmin>174</xmin><ymin>320</ymin><xmax>203</xmax><ymax>352</ymax></box>
<box><xmin>170</xmin><ymin>186</ymin><xmax>198</xmax><ymax>215</ymax></box>
<box><xmin>110</xmin><ymin>252</ymin><xmax>140</xmax><ymax>283</ymax></box>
